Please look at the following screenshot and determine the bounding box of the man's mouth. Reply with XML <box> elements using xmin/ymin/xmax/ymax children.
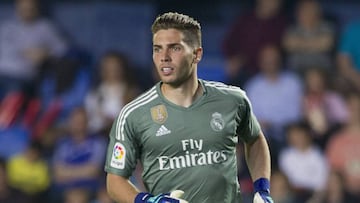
<box><xmin>161</xmin><ymin>67</ymin><xmax>174</xmax><ymax>75</ymax></box>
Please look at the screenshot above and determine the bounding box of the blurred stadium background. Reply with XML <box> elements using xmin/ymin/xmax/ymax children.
<box><xmin>0</xmin><ymin>0</ymin><xmax>360</xmax><ymax>203</ymax></box>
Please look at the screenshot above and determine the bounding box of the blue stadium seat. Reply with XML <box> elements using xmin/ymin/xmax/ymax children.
<box><xmin>52</xmin><ymin>2</ymin><xmax>155</xmax><ymax>68</ymax></box>
<box><xmin>0</xmin><ymin>126</ymin><xmax>29</xmax><ymax>159</ymax></box>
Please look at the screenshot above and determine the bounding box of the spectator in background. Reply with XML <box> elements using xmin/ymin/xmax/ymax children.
<box><xmin>0</xmin><ymin>0</ymin><xmax>69</xmax><ymax>130</ymax></box>
<box><xmin>63</xmin><ymin>187</ymin><xmax>91</xmax><ymax>203</ymax></box>
<box><xmin>326</xmin><ymin>93</ymin><xmax>360</xmax><ymax>203</ymax></box>
<box><xmin>90</xmin><ymin>185</ymin><xmax>115</xmax><ymax>203</ymax></box>
<box><xmin>321</xmin><ymin>171</ymin><xmax>346</xmax><ymax>203</ymax></box>
<box><xmin>245</xmin><ymin>44</ymin><xmax>302</xmax><ymax>150</ymax></box>
<box><xmin>270</xmin><ymin>170</ymin><xmax>297</xmax><ymax>203</ymax></box>
<box><xmin>302</xmin><ymin>68</ymin><xmax>348</xmax><ymax>147</ymax></box>
<box><xmin>283</xmin><ymin>0</ymin><xmax>335</xmax><ymax>75</ymax></box>
<box><xmin>6</xmin><ymin>141</ymin><xmax>50</xmax><ymax>202</ymax></box>
<box><xmin>278</xmin><ymin>122</ymin><xmax>328</xmax><ymax>203</ymax></box>
<box><xmin>85</xmin><ymin>51</ymin><xmax>139</xmax><ymax>135</ymax></box>
<box><xmin>222</xmin><ymin>0</ymin><xmax>287</xmax><ymax>87</ymax></box>
<box><xmin>337</xmin><ymin>20</ymin><xmax>360</xmax><ymax>93</ymax></box>
<box><xmin>0</xmin><ymin>0</ymin><xmax>68</xmax><ymax>99</ymax></box>
<box><xmin>0</xmin><ymin>159</ymin><xmax>29</xmax><ymax>203</ymax></box>
<box><xmin>30</xmin><ymin>54</ymin><xmax>91</xmax><ymax>139</ymax></box>
<box><xmin>52</xmin><ymin>107</ymin><xmax>106</xmax><ymax>198</ymax></box>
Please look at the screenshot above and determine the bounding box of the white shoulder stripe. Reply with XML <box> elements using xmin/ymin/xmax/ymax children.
<box><xmin>204</xmin><ymin>82</ymin><xmax>245</xmax><ymax>94</ymax></box>
<box><xmin>116</xmin><ymin>87</ymin><xmax>156</xmax><ymax>130</ymax></box>
<box><xmin>203</xmin><ymin>80</ymin><xmax>228</xmax><ymax>87</ymax></box>
<box><xmin>130</xmin><ymin>86</ymin><xmax>157</xmax><ymax>105</ymax></box>
<box><xmin>118</xmin><ymin>94</ymin><xmax>158</xmax><ymax>140</ymax></box>
<box><xmin>115</xmin><ymin>87</ymin><xmax>157</xmax><ymax>140</ymax></box>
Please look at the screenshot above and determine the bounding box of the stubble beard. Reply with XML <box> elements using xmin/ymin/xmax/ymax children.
<box><xmin>160</xmin><ymin>62</ymin><xmax>195</xmax><ymax>88</ymax></box>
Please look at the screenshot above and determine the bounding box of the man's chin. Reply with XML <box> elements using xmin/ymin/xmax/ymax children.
<box><xmin>160</xmin><ymin>73</ymin><xmax>195</xmax><ymax>87</ymax></box>
<box><xmin>161</xmin><ymin>78</ymin><xmax>182</xmax><ymax>87</ymax></box>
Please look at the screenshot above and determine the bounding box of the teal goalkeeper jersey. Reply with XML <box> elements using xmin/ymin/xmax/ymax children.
<box><xmin>104</xmin><ymin>79</ymin><xmax>261</xmax><ymax>203</ymax></box>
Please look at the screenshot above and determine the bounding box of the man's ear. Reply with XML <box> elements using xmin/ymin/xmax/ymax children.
<box><xmin>193</xmin><ymin>47</ymin><xmax>203</xmax><ymax>63</ymax></box>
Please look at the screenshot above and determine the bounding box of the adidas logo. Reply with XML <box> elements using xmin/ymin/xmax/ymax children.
<box><xmin>156</xmin><ymin>125</ymin><xmax>171</xmax><ymax>136</ymax></box>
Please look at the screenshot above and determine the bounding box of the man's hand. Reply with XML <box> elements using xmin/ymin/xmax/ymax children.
<box><xmin>135</xmin><ymin>190</ymin><xmax>188</xmax><ymax>203</ymax></box>
<box><xmin>253</xmin><ymin>178</ymin><xmax>273</xmax><ymax>203</ymax></box>
<box><xmin>253</xmin><ymin>192</ymin><xmax>273</xmax><ymax>203</ymax></box>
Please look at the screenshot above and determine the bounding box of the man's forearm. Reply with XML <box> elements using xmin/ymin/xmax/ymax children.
<box><xmin>244</xmin><ymin>132</ymin><xmax>271</xmax><ymax>181</ymax></box>
<box><xmin>107</xmin><ymin>173</ymin><xmax>140</xmax><ymax>203</ymax></box>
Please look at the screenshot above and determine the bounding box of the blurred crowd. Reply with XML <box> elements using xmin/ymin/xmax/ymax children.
<box><xmin>0</xmin><ymin>0</ymin><xmax>359</xmax><ymax>203</ymax></box>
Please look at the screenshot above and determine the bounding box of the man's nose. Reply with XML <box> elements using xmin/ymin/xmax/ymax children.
<box><xmin>160</xmin><ymin>50</ymin><xmax>171</xmax><ymax>62</ymax></box>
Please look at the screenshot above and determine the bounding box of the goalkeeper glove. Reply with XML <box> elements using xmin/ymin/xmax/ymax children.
<box><xmin>253</xmin><ymin>178</ymin><xmax>273</xmax><ymax>203</ymax></box>
<box><xmin>135</xmin><ymin>190</ymin><xmax>188</xmax><ymax>203</ymax></box>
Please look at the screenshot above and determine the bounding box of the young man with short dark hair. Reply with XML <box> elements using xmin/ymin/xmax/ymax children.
<box><xmin>105</xmin><ymin>12</ymin><xmax>273</xmax><ymax>203</ymax></box>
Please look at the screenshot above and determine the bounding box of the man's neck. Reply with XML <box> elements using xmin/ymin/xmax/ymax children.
<box><xmin>161</xmin><ymin>78</ymin><xmax>202</xmax><ymax>108</ymax></box>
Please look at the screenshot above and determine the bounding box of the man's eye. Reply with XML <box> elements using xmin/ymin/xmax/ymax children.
<box><xmin>153</xmin><ymin>47</ymin><xmax>160</xmax><ymax>52</ymax></box>
<box><xmin>172</xmin><ymin>46</ymin><xmax>181</xmax><ymax>51</ymax></box>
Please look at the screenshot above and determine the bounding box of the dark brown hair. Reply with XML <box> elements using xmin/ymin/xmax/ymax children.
<box><xmin>151</xmin><ymin>12</ymin><xmax>202</xmax><ymax>48</ymax></box>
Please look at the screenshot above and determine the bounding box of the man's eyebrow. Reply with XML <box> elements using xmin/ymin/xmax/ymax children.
<box><xmin>167</xmin><ymin>43</ymin><xmax>182</xmax><ymax>47</ymax></box>
<box><xmin>153</xmin><ymin>43</ymin><xmax>182</xmax><ymax>48</ymax></box>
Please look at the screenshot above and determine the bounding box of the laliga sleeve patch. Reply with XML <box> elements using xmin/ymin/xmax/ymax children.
<box><xmin>110</xmin><ymin>142</ymin><xmax>126</xmax><ymax>169</ymax></box>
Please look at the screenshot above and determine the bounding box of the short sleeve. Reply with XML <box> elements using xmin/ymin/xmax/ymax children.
<box><xmin>236</xmin><ymin>94</ymin><xmax>261</xmax><ymax>144</ymax></box>
<box><xmin>104</xmin><ymin>113</ymin><xmax>139</xmax><ymax>178</ymax></box>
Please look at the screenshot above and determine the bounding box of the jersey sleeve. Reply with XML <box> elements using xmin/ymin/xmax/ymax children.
<box><xmin>235</xmin><ymin>92</ymin><xmax>261</xmax><ymax>143</ymax></box>
<box><xmin>104</xmin><ymin>112</ymin><xmax>139</xmax><ymax>178</ymax></box>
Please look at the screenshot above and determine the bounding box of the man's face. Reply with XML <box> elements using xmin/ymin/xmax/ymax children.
<box><xmin>16</xmin><ymin>0</ymin><xmax>39</xmax><ymax>22</ymax></box>
<box><xmin>297</xmin><ymin>1</ymin><xmax>321</xmax><ymax>27</ymax></box>
<box><xmin>153</xmin><ymin>28</ymin><xmax>199</xmax><ymax>87</ymax></box>
<box><xmin>100</xmin><ymin>56</ymin><xmax>124</xmax><ymax>83</ymax></box>
<box><xmin>68</xmin><ymin>109</ymin><xmax>88</xmax><ymax>138</ymax></box>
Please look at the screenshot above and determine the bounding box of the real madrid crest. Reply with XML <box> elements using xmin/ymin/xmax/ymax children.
<box><xmin>150</xmin><ymin>104</ymin><xmax>168</xmax><ymax>124</ymax></box>
<box><xmin>210</xmin><ymin>112</ymin><xmax>225</xmax><ymax>132</ymax></box>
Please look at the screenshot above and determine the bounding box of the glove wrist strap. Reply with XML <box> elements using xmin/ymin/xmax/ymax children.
<box><xmin>135</xmin><ymin>192</ymin><xmax>153</xmax><ymax>203</ymax></box>
<box><xmin>254</xmin><ymin>178</ymin><xmax>270</xmax><ymax>194</ymax></box>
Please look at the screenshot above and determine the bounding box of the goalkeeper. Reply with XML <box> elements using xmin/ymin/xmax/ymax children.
<box><xmin>104</xmin><ymin>12</ymin><xmax>273</xmax><ymax>203</ymax></box>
